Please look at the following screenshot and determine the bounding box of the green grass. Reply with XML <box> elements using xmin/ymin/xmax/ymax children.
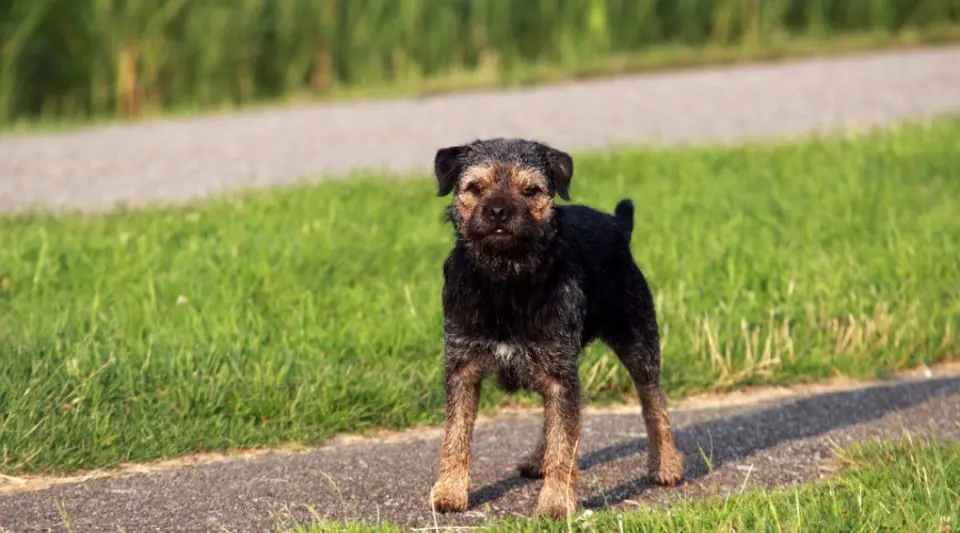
<box><xmin>287</xmin><ymin>437</ymin><xmax>960</xmax><ymax>532</ymax></box>
<box><xmin>2</xmin><ymin>118</ymin><xmax>959</xmax><ymax>475</ymax></box>
<box><xmin>2</xmin><ymin>0</ymin><xmax>959</xmax><ymax>128</ymax></box>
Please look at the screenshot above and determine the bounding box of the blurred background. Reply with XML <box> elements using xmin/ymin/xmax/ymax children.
<box><xmin>2</xmin><ymin>0</ymin><xmax>958</xmax><ymax>129</ymax></box>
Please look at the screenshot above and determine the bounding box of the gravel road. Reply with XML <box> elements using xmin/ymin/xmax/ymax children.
<box><xmin>1</xmin><ymin>371</ymin><xmax>959</xmax><ymax>532</ymax></box>
<box><xmin>2</xmin><ymin>45</ymin><xmax>960</xmax><ymax>214</ymax></box>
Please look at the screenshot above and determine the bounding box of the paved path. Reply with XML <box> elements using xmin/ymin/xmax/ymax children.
<box><xmin>2</xmin><ymin>45</ymin><xmax>960</xmax><ymax>214</ymax></box>
<box><xmin>1</xmin><ymin>371</ymin><xmax>959</xmax><ymax>532</ymax></box>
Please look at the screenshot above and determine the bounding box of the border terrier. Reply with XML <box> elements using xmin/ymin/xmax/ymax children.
<box><xmin>429</xmin><ymin>138</ymin><xmax>684</xmax><ymax>519</ymax></box>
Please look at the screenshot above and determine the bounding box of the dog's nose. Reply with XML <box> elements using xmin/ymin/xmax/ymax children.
<box><xmin>484</xmin><ymin>201</ymin><xmax>513</xmax><ymax>223</ymax></box>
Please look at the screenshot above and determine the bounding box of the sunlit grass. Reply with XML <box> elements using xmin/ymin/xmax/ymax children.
<box><xmin>1</xmin><ymin>118</ymin><xmax>958</xmax><ymax>474</ymax></box>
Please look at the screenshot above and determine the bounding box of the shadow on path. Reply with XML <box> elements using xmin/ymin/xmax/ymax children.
<box><xmin>469</xmin><ymin>375</ymin><xmax>960</xmax><ymax>510</ymax></box>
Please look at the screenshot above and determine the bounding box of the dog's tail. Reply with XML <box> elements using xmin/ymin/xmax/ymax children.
<box><xmin>614</xmin><ymin>198</ymin><xmax>634</xmax><ymax>237</ymax></box>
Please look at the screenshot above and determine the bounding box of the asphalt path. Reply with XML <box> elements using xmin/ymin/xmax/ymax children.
<box><xmin>1</xmin><ymin>371</ymin><xmax>958</xmax><ymax>532</ymax></box>
<box><xmin>1</xmin><ymin>45</ymin><xmax>959</xmax><ymax>214</ymax></box>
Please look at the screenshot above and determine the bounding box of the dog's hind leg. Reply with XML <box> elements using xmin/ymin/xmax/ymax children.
<box><xmin>606</xmin><ymin>329</ymin><xmax>684</xmax><ymax>486</ymax></box>
<box><xmin>636</xmin><ymin>380</ymin><xmax>684</xmax><ymax>486</ymax></box>
<box><xmin>516</xmin><ymin>427</ymin><xmax>546</xmax><ymax>479</ymax></box>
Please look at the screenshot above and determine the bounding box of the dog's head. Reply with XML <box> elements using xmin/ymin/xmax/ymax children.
<box><xmin>434</xmin><ymin>138</ymin><xmax>573</xmax><ymax>254</ymax></box>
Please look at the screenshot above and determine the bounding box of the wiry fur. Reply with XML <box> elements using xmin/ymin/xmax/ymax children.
<box><xmin>429</xmin><ymin>138</ymin><xmax>684</xmax><ymax>519</ymax></box>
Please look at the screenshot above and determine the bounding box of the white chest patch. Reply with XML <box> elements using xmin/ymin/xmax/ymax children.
<box><xmin>493</xmin><ymin>343</ymin><xmax>518</xmax><ymax>363</ymax></box>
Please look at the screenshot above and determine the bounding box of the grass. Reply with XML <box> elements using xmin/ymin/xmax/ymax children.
<box><xmin>1</xmin><ymin>118</ymin><xmax>959</xmax><ymax>475</ymax></box>
<box><xmin>2</xmin><ymin>0</ymin><xmax>959</xmax><ymax>130</ymax></box>
<box><xmin>3</xmin><ymin>24</ymin><xmax>960</xmax><ymax>135</ymax></box>
<box><xmin>286</xmin><ymin>436</ymin><xmax>960</xmax><ymax>532</ymax></box>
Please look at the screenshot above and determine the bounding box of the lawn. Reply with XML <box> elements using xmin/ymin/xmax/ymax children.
<box><xmin>1</xmin><ymin>118</ymin><xmax>959</xmax><ymax>474</ymax></box>
<box><xmin>289</xmin><ymin>437</ymin><xmax>960</xmax><ymax>532</ymax></box>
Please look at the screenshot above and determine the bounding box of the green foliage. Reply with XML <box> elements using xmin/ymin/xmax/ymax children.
<box><xmin>0</xmin><ymin>0</ymin><xmax>957</xmax><ymax>125</ymax></box>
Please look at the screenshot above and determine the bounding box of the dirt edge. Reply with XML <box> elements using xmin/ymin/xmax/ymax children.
<box><xmin>2</xmin><ymin>360</ymin><xmax>958</xmax><ymax>496</ymax></box>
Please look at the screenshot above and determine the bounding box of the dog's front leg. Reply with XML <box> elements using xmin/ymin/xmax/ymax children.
<box><xmin>534</xmin><ymin>368</ymin><xmax>581</xmax><ymax>519</ymax></box>
<box><xmin>431</xmin><ymin>348</ymin><xmax>482</xmax><ymax>514</ymax></box>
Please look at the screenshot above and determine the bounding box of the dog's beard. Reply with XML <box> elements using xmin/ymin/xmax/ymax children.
<box><xmin>456</xmin><ymin>212</ymin><xmax>555</xmax><ymax>281</ymax></box>
<box><xmin>466</xmin><ymin>212</ymin><xmax>539</xmax><ymax>250</ymax></box>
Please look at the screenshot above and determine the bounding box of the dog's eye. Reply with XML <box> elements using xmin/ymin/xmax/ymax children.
<box><xmin>461</xmin><ymin>183</ymin><xmax>480</xmax><ymax>195</ymax></box>
<box><xmin>523</xmin><ymin>186</ymin><xmax>542</xmax><ymax>197</ymax></box>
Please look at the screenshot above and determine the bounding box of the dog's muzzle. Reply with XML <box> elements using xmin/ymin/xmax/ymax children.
<box><xmin>482</xmin><ymin>199</ymin><xmax>513</xmax><ymax>226</ymax></box>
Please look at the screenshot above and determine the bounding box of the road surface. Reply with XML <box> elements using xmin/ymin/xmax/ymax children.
<box><xmin>1</xmin><ymin>371</ymin><xmax>958</xmax><ymax>532</ymax></box>
<box><xmin>1</xmin><ymin>45</ymin><xmax>959</xmax><ymax>214</ymax></box>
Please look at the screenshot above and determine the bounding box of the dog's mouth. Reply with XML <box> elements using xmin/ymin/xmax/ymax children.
<box><xmin>465</xmin><ymin>224</ymin><xmax>520</xmax><ymax>249</ymax></box>
<box><xmin>463</xmin><ymin>216</ymin><xmax>542</xmax><ymax>251</ymax></box>
<box><xmin>481</xmin><ymin>226</ymin><xmax>518</xmax><ymax>242</ymax></box>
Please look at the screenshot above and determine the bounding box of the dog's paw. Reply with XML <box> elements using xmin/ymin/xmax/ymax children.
<box><xmin>534</xmin><ymin>482</ymin><xmax>576</xmax><ymax>519</ymax></box>
<box><xmin>651</xmin><ymin>468</ymin><xmax>683</xmax><ymax>486</ymax></box>
<box><xmin>534</xmin><ymin>502</ymin><xmax>572</xmax><ymax>520</ymax></box>
<box><xmin>649</xmin><ymin>448</ymin><xmax>684</xmax><ymax>486</ymax></box>
<box><xmin>516</xmin><ymin>455</ymin><xmax>544</xmax><ymax>479</ymax></box>
<box><xmin>430</xmin><ymin>478</ymin><xmax>469</xmax><ymax>514</ymax></box>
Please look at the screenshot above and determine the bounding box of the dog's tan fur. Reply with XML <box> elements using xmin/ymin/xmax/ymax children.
<box><xmin>454</xmin><ymin>162</ymin><xmax>553</xmax><ymax>226</ymax></box>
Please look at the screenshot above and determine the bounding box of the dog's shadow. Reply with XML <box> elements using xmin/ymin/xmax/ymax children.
<box><xmin>468</xmin><ymin>375</ymin><xmax>960</xmax><ymax>510</ymax></box>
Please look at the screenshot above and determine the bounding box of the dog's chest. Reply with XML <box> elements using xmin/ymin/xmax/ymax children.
<box><xmin>457</xmin><ymin>282</ymin><xmax>581</xmax><ymax>340</ymax></box>
<box><xmin>485</xmin><ymin>341</ymin><xmax>533</xmax><ymax>393</ymax></box>
<box><xmin>493</xmin><ymin>342</ymin><xmax>522</xmax><ymax>365</ymax></box>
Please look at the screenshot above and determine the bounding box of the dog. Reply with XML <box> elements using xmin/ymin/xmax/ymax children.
<box><xmin>428</xmin><ymin>138</ymin><xmax>684</xmax><ymax>519</ymax></box>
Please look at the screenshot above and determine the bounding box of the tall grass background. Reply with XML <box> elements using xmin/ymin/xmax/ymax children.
<box><xmin>0</xmin><ymin>0</ymin><xmax>958</xmax><ymax>126</ymax></box>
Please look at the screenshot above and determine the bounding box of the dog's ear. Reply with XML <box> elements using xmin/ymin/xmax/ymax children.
<box><xmin>544</xmin><ymin>147</ymin><xmax>574</xmax><ymax>201</ymax></box>
<box><xmin>434</xmin><ymin>145</ymin><xmax>470</xmax><ymax>197</ymax></box>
